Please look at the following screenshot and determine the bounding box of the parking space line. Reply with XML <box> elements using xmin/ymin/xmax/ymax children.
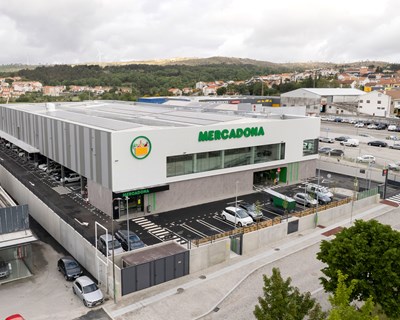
<box><xmin>181</xmin><ymin>223</ymin><xmax>208</xmax><ymax>238</ymax></box>
<box><xmin>196</xmin><ymin>219</ymin><xmax>225</xmax><ymax>233</ymax></box>
<box><xmin>213</xmin><ymin>215</ymin><xmax>235</xmax><ymax>227</ymax></box>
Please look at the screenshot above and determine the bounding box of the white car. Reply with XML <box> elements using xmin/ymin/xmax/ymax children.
<box><xmin>367</xmin><ymin>124</ymin><xmax>378</xmax><ymax>129</ymax></box>
<box><xmin>60</xmin><ymin>173</ymin><xmax>81</xmax><ymax>184</ymax></box>
<box><xmin>356</xmin><ymin>155</ymin><xmax>376</xmax><ymax>163</ymax></box>
<box><xmin>319</xmin><ymin>136</ymin><xmax>334</xmax><ymax>143</ymax></box>
<box><xmin>72</xmin><ymin>276</ymin><xmax>104</xmax><ymax>308</ymax></box>
<box><xmin>305</xmin><ymin>183</ymin><xmax>333</xmax><ymax>199</ymax></box>
<box><xmin>354</xmin><ymin>122</ymin><xmax>364</xmax><ymax>128</ymax></box>
<box><xmin>221</xmin><ymin>206</ymin><xmax>253</xmax><ymax>227</ymax></box>
<box><xmin>340</xmin><ymin>139</ymin><xmax>359</xmax><ymax>147</ymax></box>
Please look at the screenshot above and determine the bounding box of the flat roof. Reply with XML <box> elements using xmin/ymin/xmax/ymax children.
<box><xmin>121</xmin><ymin>241</ymin><xmax>187</xmax><ymax>266</ymax></box>
<box><xmin>301</xmin><ymin>88</ymin><xmax>366</xmax><ymax>96</ymax></box>
<box><xmin>0</xmin><ymin>101</ymin><xmax>306</xmax><ymax>132</ymax></box>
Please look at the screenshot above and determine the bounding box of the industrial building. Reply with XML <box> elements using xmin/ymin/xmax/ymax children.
<box><xmin>281</xmin><ymin>88</ymin><xmax>366</xmax><ymax>116</ymax></box>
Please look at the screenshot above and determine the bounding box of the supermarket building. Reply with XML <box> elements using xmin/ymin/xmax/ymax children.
<box><xmin>0</xmin><ymin>101</ymin><xmax>320</xmax><ymax>219</ymax></box>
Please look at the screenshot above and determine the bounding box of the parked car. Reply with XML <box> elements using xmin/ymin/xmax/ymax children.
<box><xmin>305</xmin><ymin>183</ymin><xmax>334</xmax><ymax>199</ymax></box>
<box><xmin>367</xmin><ymin>140</ymin><xmax>387</xmax><ymax>147</ymax></box>
<box><xmin>388</xmin><ymin>124</ymin><xmax>398</xmax><ymax>131</ymax></box>
<box><xmin>238</xmin><ymin>202</ymin><xmax>263</xmax><ymax>221</ymax></box>
<box><xmin>354</xmin><ymin>122</ymin><xmax>364</xmax><ymax>128</ymax></box>
<box><xmin>221</xmin><ymin>206</ymin><xmax>253</xmax><ymax>227</ymax></box>
<box><xmin>318</xmin><ymin>147</ymin><xmax>333</xmax><ymax>154</ymax></box>
<box><xmin>386</xmin><ymin>135</ymin><xmax>399</xmax><ymax>141</ymax></box>
<box><xmin>367</xmin><ymin>123</ymin><xmax>378</xmax><ymax>129</ymax></box>
<box><xmin>57</xmin><ymin>256</ymin><xmax>83</xmax><ymax>281</ymax></box>
<box><xmin>388</xmin><ymin>163</ymin><xmax>400</xmax><ymax>171</ymax></box>
<box><xmin>115</xmin><ymin>229</ymin><xmax>145</xmax><ymax>251</ymax></box>
<box><xmin>389</xmin><ymin>143</ymin><xmax>400</xmax><ymax>150</ymax></box>
<box><xmin>72</xmin><ymin>276</ymin><xmax>104</xmax><ymax>308</ymax></box>
<box><xmin>314</xmin><ymin>193</ymin><xmax>332</xmax><ymax>205</ymax></box>
<box><xmin>98</xmin><ymin>234</ymin><xmax>124</xmax><ymax>256</ymax></box>
<box><xmin>60</xmin><ymin>173</ymin><xmax>81</xmax><ymax>184</ymax></box>
<box><xmin>0</xmin><ymin>257</ymin><xmax>10</xmax><ymax>279</ymax></box>
<box><xmin>293</xmin><ymin>193</ymin><xmax>318</xmax><ymax>207</ymax></box>
<box><xmin>356</xmin><ymin>155</ymin><xmax>376</xmax><ymax>163</ymax></box>
<box><xmin>376</xmin><ymin>123</ymin><xmax>387</xmax><ymax>130</ymax></box>
<box><xmin>340</xmin><ymin>139</ymin><xmax>359</xmax><ymax>147</ymax></box>
<box><xmin>5</xmin><ymin>315</ymin><xmax>25</xmax><ymax>320</ymax></box>
<box><xmin>318</xmin><ymin>136</ymin><xmax>334</xmax><ymax>143</ymax></box>
<box><xmin>334</xmin><ymin>136</ymin><xmax>350</xmax><ymax>141</ymax></box>
<box><xmin>328</xmin><ymin>149</ymin><xmax>344</xmax><ymax>157</ymax></box>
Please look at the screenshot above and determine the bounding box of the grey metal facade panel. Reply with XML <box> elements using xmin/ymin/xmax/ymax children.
<box><xmin>84</xmin><ymin>127</ymin><xmax>91</xmax><ymax>179</ymax></box>
<box><xmin>0</xmin><ymin>205</ymin><xmax>29</xmax><ymax>235</ymax></box>
<box><xmin>65</xmin><ymin>123</ymin><xmax>71</xmax><ymax>168</ymax></box>
<box><xmin>94</xmin><ymin>130</ymin><xmax>101</xmax><ymax>184</ymax></box>
<box><xmin>57</xmin><ymin>120</ymin><xmax>63</xmax><ymax>164</ymax></box>
<box><xmin>100</xmin><ymin>131</ymin><xmax>110</xmax><ymax>187</ymax></box>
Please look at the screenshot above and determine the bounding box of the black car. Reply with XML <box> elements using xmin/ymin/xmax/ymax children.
<box><xmin>115</xmin><ymin>230</ymin><xmax>145</xmax><ymax>251</ymax></box>
<box><xmin>334</xmin><ymin>136</ymin><xmax>350</xmax><ymax>141</ymax></box>
<box><xmin>329</xmin><ymin>149</ymin><xmax>344</xmax><ymax>156</ymax></box>
<box><xmin>367</xmin><ymin>140</ymin><xmax>388</xmax><ymax>147</ymax></box>
<box><xmin>376</xmin><ymin>123</ymin><xmax>387</xmax><ymax>130</ymax></box>
<box><xmin>57</xmin><ymin>256</ymin><xmax>83</xmax><ymax>281</ymax></box>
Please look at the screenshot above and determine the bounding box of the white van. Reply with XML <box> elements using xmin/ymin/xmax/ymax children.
<box><xmin>340</xmin><ymin>138</ymin><xmax>359</xmax><ymax>147</ymax></box>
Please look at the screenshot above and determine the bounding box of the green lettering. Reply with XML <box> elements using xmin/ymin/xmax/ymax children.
<box><xmin>222</xmin><ymin>129</ymin><xmax>229</xmax><ymax>139</ymax></box>
<box><xmin>236</xmin><ymin>128</ymin><xmax>243</xmax><ymax>138</ymax></box>
<box><xmin>258</xmin><ymin>126</ymin><xmax>265</xmax><ymax>136</ymax></box>
<box><xmin>208</xmin><ymin>131</ymin><xmax>215</xmax><ymax>141</ymax></box>
<box><xmin>229</xmin><ymin>129</ymin><xmax>237</xmax><ymax>139</ymax></box>
<box><xmin>198</xmin><ymin>131</ymin><xmax>208</xmax><ymax>142</ymax></box>
<box><xmin>244</xmin><ymin>128</ymin><xmax>251</xmax><ymax>137</ymax></box>
<box><xmin>214</xmin><ymin>130</ymin><xmax>221</xmax><ymax>140</ymax></box>
<box><xmin>250</xmin><ymin>127</ymin><xmax>258</xmax><ymax>136</ymax></box>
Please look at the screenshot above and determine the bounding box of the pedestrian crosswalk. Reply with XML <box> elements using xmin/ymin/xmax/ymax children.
<box><xmin>386</xmin><ymin>194</ymin><xmax>400</xmax><ymax>204</ymax></box>
<box><xmin>131</xmin><ymin>217</ymin><xmax>187</xmax><ymax>245</ymax></box>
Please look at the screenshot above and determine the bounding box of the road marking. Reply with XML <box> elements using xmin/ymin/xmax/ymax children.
<box><xmin>181</xmin><ymin>223</ymin><xmax>208</xmax><ymax>238</ymax></box>
<box><xmin>196</xmin><ymin>219</ymin><xmax>225</xmax><ymax>233</ymax></box>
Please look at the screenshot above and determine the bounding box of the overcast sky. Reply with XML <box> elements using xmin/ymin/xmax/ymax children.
<box><xmin>1</xmin><ymin>0</ymin><xmax>399</xmax><ymax>65</ymax></box>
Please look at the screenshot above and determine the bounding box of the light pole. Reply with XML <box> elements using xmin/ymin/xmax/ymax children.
<box><xmin>111</xmin><ymin>197</ymin><xmax>121</xmax><ymax>304</ymax></box>
<box><xmin>125</xmin><ymin>196</ymin><xmax>130</xmax><ymax>251</ymax></box>
<box><xmin>235</xmin><ymin>180</ymin><xmax>238</xmax><ymax>228</ymax></box>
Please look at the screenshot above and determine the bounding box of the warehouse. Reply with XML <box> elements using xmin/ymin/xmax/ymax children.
<box><xmin>0</xmin><ymin>101</ymin><xmax>320</xmax><ymax>219</ymax></box>
<box><xmin>281</xmin><ymin>88</ymin><xmax>366</xmax><ymax>116</ymax></box>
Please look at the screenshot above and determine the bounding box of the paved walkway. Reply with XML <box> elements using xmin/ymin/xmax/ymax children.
<box><xmin>102</xmin><ymin>201</ymin><xmax>398</xmax><ymax>320</ymax></box>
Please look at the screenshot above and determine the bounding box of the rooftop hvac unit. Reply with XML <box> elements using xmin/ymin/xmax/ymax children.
<box><xmin>46</xmin><ymin>103</ymin><xmax>56</xmax><ymax>111</ymax></box>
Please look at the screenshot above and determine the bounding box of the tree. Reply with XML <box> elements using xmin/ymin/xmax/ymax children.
<box><xmin>327</xmin><ymin>271</ymin><xmax>378</xmax><ymax>320</ymax></box>
<box><xmin>317</xmin><ymin>220</ymin><xmax>400</xmax><ymax>318</ymax></box>
<box><xmin>216</xmin><ymin>86</ymin><xmax>227</xmax><ymax>96</ymax></box>
<box><xmin>253</xmin><ymin>267</ymin><xmax>326</xmax><ymax>320</ymax></box>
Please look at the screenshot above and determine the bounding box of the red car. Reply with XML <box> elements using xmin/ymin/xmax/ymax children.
<box><xmin>6</xmin><ymin>315</ymin><xmax>25</xmax><ymax>320</ymax></box>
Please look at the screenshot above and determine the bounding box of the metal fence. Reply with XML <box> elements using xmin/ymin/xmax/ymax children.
<box><xmin>357</xmin><ymin>187</ymin><xmax>378</xmax><ymax>201</ymax></box>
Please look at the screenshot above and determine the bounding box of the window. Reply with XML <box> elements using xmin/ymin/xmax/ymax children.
<box><xmin>303</xmin><ymin>139</ymin><xmax>318</xmax><ymax>156</ymax></box>
<box><xmin>166</xmin><ymin>143</ymin><xmax>285</xmax><ymax>177</ymax></box>
<box><xmin>377</xmin><ymin>101</ymin><xmax>381</xmax><ymax>104</ymax></box>
<box><xmin>359</xmin><ymin>100</ymin><xmax>363</xmax><ymax>103</ymax></box>
<box><xmin>367</xmin><ymin>100</ymin><xmax>370</xmax><ymax>103</ymax></box>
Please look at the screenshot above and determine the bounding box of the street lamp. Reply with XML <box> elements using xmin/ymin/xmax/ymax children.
<box><xmin>125</xmin><ymin>196</ymin><xmax>130</xmax><ymax>251</ymax></box>
<box><xmin>235</xmin><ymin>181</ymin><xmax>239</xmax><ymax>228</ymax></box>
<box><xmin>111</xmin><ymin>197</ymin><xmax>121</xmax><ymax>304</ymax></box>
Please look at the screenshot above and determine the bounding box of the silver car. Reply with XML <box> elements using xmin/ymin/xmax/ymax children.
<box><xmin>293</xmin><ymin>193</ymin><xmax>318</xmax><ymax>207</ymax></box>
<box><xmin>72</xmin><ymin>276</ymin><xmax>104</xmax><ymax>308</ymax></box>
<box><xmin>98</xmin><ymin>234</ymin><xmax>124</xmax><ymax>256</ymax></box>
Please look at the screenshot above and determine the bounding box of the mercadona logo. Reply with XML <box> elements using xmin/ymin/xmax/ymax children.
<box><xmin>130</xmin><ymin>136</ymin><xmax>152</xmax><ymax>159</ymax></box>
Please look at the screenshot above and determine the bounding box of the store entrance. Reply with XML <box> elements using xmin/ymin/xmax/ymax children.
<box><xmin>128</xmin><ymin>194</ymin><xmax>144</xmax><ymax>213</ymax></box>
<box><xmin>253</xmin><ymin>168</ymin><xmax>287</xmax><ymax>186</ymax></box>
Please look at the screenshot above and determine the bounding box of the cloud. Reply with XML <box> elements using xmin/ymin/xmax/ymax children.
<box><xmin>0</xmin><ymin>0</ymin><xmax>399</xmax><ymax>64</ymax></box>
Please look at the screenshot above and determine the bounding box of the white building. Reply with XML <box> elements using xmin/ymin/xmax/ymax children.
<box><xmin>0</xmin><ymin>101</ymin><xmax>320</xmax><ymax>219</ymax></box>
<box><xmin>357</xmin><ymin>91</ymin><xmax>391</xmax><ymax>117</ymax></box>
<box><xmin>281</xmin><ymin>88</ymin><xmax>366</xmax><ymax>116</ymax></box>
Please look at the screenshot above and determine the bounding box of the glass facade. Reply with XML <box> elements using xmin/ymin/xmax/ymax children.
<box><xmin>303</xmin><ymin>139</ymin><xmax>318</xmax><ymax>156</ymax></box>
<box><xmin>167</xmin><ymin>143</ymin><xmax>285</xmax><ymax>177</ymax></box>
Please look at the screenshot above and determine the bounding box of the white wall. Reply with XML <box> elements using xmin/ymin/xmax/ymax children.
<box><xmin>358</xmin><ymin>91</ymin><xmax>390</xmax><ymax>117</ymax></box>
<box><xmin>110</xmin><ymin>117</ymin><xmax>320</xmax><ymax>192</ymax></box>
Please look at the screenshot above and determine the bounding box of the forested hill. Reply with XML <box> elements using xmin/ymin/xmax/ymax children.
<box><xmin>10</xmin><ymin>63</ymin><xmax>289</xmax><ymax>94</ymax></box>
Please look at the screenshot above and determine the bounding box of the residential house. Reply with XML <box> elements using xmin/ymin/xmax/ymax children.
<box><xmin>43</xmin><ymin>86</ymin><xmax>66</xmax><ymax>96</ymax></box>
<box><xmin>168</xmin><ymin>88</ymin><xmax>182</xmax><ymax>96</ymax></box>
<box><xmin>385</xmin><ymin>90</ymin><xmax>400</xmax><ymax>117</ymax></box>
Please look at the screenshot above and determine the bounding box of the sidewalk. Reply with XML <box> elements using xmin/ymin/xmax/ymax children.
<box><xmin>103</xmin><ymin>201</ymin><xmax>398</xmax><ymax>320</ymax></box>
